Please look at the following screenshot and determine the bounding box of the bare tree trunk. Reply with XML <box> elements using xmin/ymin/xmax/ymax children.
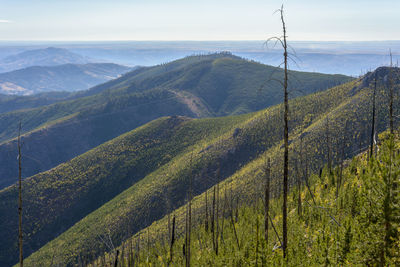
<box><xmin>326</xmin><ymin>115</ymin><xmax>332</xmax><ymax>174</ymax></box>
<box><xmin>18</xmin><ymin>122</ymin><xmax>23</xmax><ymax>267</ymax></box>
<box><xmin>211</xmin><ymin>186</ymin><xmax>216</xmax><ymax>253</ymax></box>
<box><xmin>205</xmin><ymin>190</ymin><xmax>209</xmax><ymax>232</ymax></box>
<box><xmin>280</xmin><ymin>6</ymin><xmax>289</xmax><ymax>259</ymax></box>
<box><xmin>389</xmin><ymin>50</ymin><xmax>394</xmax><ymax>135</ymax></box>
<box><xmin>296</xmin><ymin>161</ymin><xmax>302</xmax><ymax>216</ymax></box>
<box><xmin>220</xmin><ymin>186</ymin><xmax>227</xmax><ymax>243</ymax></box>
<box><xmin>230</xmin><ymin>206</ymin><xmax>240</xmax><ymax>250</ymax></box>
<box><xmin>215</xmin><ymin>171</ymin><xmax>220</xmax><ymax>255</ymax></box>
<box><xmin>337</xmin><ymin>130</ymin><xmax>345</xmax><ymax>198</ymax></box>
<box><xmin>370</xmin><ymin>73</ymin><xmax>377</xmax><ymax>157</ymax></box>
<box><xmin>113</xmin><ymin>250</ymin><xmax>119</xmax><ymax>267</ymax></box>
<box><xmin>147</xmin><ymin>228</ymin><xmax>150</xmax><ymax>262</ymax></box>
<box><xmin>264</xmin><ymin>158</ymin><xmax>271</xmax><ymax>244</ymax></box>
<box><xmin>187</xmin><ymin>192</ymin><xmax>192</xmax><ymax>266</ymax></box>
<box><xmin>169</xmin><ymin>215</ymin><xmax>175</xmax><ymax>264</ymax></box>
<box><xmin>184</xmin><ymin>203</ymin><xmax>188</xmax><ymax>266</ymax></box>
<box><xmin>269</xmin><ymin>214</ymin><xmax>283</xmax><ymax>248</ymax></box>
<box><xmin>255</xmin><ymin>215</ymin><xmax>259</xmax><ymax>267</ymax></box>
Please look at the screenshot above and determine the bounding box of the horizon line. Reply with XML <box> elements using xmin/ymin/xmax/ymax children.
<box><xmin>0</xmin><ymin>39</ymin><xmax>400</xmax><ymax>43</ymax></box>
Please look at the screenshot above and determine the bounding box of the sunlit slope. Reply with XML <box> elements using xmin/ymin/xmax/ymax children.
<box><xmin>21</xmin><ymin>76</ymin><xmax>374</xmax><ymax>266</ymax></box>
<box><xmin>93</xmin><ymin>134</ymin><xmax>400</xmax><ymax>266</ymax></box>
<box><xmin>0</xmin><ymin>114</ymin><xmax>250</xmax><ymax>267</ymax></box>
<box><xmin>0</xmin><ymin>53</ymin><xmax>352</xmax><ymax>190</ymax></box>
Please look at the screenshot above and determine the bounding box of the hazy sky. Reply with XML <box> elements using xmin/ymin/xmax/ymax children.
<box><xmin>0</xmin><ymin>0</ymin><xmax>399</xmax><ymax>41</ymax></box>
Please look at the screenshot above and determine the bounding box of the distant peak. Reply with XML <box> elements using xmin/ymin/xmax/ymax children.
<box><xmin>184</xmin><ymin>51</ymin><xmax>241</xmax><ymax>61</ymax></box>
<box><xmin>362</xmin><ymin>66</ymin><xmax>400</xmax><ymax>87</ymax></box>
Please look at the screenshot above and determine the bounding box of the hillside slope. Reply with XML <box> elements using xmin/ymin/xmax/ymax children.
<box><xmin>17</xmin><ymin>67</ymin><xmax>399</xmax><ymax>266</ymax></box>
<box><xmin>95</xmin><ymin>133</ymin><xmax>399</xmax><ymax>266</ymax></box>
<box><xmin>0</xmin><ymin>53</ymin><xmax>352</xmax><ymax>190</ymax></box>
<box><xmin>0</xmin><ymin>114</ymin><xmax>250</xmax><ymax>266</ymax></box>
<box><xmin>0</xmin><ymin>92</ymin><xmax>71</xmax><ymax>114</ymax></box>
<box><xmin>0</xmin><ymin>63</ymin><xmax>131</xmax><ymax>95</ymax></box>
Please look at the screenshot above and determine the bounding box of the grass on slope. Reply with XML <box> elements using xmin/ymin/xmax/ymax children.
<box><xmin>21</xmin><ymin>77</ymin><xmax>371</xmax><ymax>266</ymax></box>
<box><xmin>0</xmin><ymin>114</ymin><xmax>249</xmax><ymax>267</ymax></box>
<box><xmin>0</xmin><ymin>53</ymin><xmax>352</xmax><ymax>144</ymax></box>
<box><xmin>0</xmin><ymin>88</ymin><xmax>199</xmax><ymax>190</ymax></box>
<box><xmin>0</xmin><ymin>53</ymin><xmax>352</xmax><ymax>190</ymax></box>
<box><xmin>94</xmin><ymin>133</ymin><xmax>399</xmax><ymax>266</ymax></box>
<box><xmin>25</xmin><ymin>67</ymin><xmax>400</xmax><ymax>266</ymax></box>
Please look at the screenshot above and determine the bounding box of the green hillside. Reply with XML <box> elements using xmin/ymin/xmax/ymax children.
<box><xmin>0</xmin><ymin>114</ymin><xmax>249</xmax><ymax>266</ymax></box>
<box><xmin>0</xmin><ymin>92</ymin><xmax>71</xmax><ymax>114</ymax></box>
<box><xmin>0</xmin><ymin>53</ymin><xmax>352</xmax><ymax>190</ymax></box>
<box><xmin>93</xmin><ymin>133</ymin><xmax>399</xmax><ymax>266</ymax></box>
<box><xmin>0</xmin><ymin>89</ymin><xmax>197</xmax><ymax>190</ymax></box>
<box><xmin>18</xmin><ymin>67</ymin><xmax>398</xmax><ymax>266</ymax></box>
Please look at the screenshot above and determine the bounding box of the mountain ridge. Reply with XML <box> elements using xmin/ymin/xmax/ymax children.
<box><xmin>0</xmin><ymin>47</ymin><xmax>93</xmax><ymax>73</ymax></box>
<box><xmin>0</xmin><ymin>63</ymin><xmax>131</xmax><ymax>95</ymax></box>
<box><xmin>0</xmin><ymin>53</ymin><xmax>352</xmax><ymax>190</ymax></box>
<box><xmin>18</xmin><ymin>67</ymin><xmax>400</xmax><ymax>266</ymax></box>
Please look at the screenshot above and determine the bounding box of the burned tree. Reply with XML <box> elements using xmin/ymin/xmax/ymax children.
<box><xmin>18</xmin><ymin>122</ymin><xmax>23</xmax><ymax>267</ymax></box>
<box><xmin>264</xmin><ymin>157</ymin><xmax>271</xmax><ymax>244</ymax></box>
<box><xmin>370</xmin><ymin>72</ymin><xmax>377</xmax><ymax>158</ymax></box>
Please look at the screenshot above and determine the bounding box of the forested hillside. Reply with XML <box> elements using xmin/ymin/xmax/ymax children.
<box><xmin>0</xmin><ymin>92</ymin><xmax>71</xmax><ymax>114</ymax></box>
<box><xmin>14</xmin><ymin>67</ymin><xmax>399</xmax><ymax>266</ymax></box>
<box><xmin>0</xmin><ymin>53</ymin><xmax>351</xmax><ymax>190</ymax></box>
<box><xmin>92</xmin><ymin>133</ymin><xmax>399</xmax><ymax>266</ymax></box>
<box><xmin>2</xmin><ymin>1</ymin><xmax>399</xmax><ymax>267</ymax></box>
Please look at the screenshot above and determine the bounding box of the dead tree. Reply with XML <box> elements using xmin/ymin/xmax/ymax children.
<box><xmin>215</xmin><ymin>170</ymin><xmax>220</xmax><ymax>255</ymax></box>
<box><xmin>185</xmin><ymin>156</ymin><xmax>194</xmax><ymax>267</ymax></box>
<box><xmin>168</xmin><ymin>215</ymin><xmax>176</xmax><ymax>264</ymax></box>
<box><xmin>205</xmin><ymin>191</ymin><xmax>209</xmax><ymax>232</ymax></box>
<box><xmin>266</xmin><ymin>5</ymin><xmax>289</xmax><ymax>258</ymax></box>
<box><xmin>264</xmin><ymin>158</ymin><xmax>271</xmax><ymax>244</ymax></box>
<box><xmin>220</xmin><ymin>186</ymin><xmax>227</xmax><ymax>243</ymax></box>
<box><xmin>325</xmin><ymin>115</ymin><xmax>332</xmax><ymax>174</ymax></box>
<box><xmin>18</xmin><ymin>122</ymin><xmax>23</xmax><ymax>267</ymax></box>
<box><xmin>113</xmin><ymin>250</ymin><xmax>119</xmax><ymax>267</ymax></box>
<box><xmin>389</xmin><ymin>50</ymin><xmax>394</xmax><ymax>135</ymax></box>
<box><xmin>272</xmin><ymin>5</ymin><xmax>290</xmax><ymax>258</ymax></box>
<box><xmin>255</xmin><ymin>216</ymin><xmax>259</xmax><ymax>267</ymax></box>
<box><xmin>295</xmin><ymin>161</ymin><xmax>302</xmax><ymax>216</ymax></box>
<box><xmin>211</xmin><ymin>186</ymin><xmax>216</xmax><ymax>253</ymax></box>
<box><xmin>370</xmin><ymin>72</ymin><xmax>377</xmax><ymax>158</ymax></box>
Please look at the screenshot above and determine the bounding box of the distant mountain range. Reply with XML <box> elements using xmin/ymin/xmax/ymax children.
<box><xmin>0</xmin><ymin>63</ymin><xmax>132</xmax><ymax>95</ymax></box>
<box><xmin>0</xmin><ymin>47</ymin><xmax>92</xmax><ymax>73</ymax></box>
<box><xmin>1</xmin><ymin>41</ymin><xmax>398</xmax><ymax>75</ymax></box>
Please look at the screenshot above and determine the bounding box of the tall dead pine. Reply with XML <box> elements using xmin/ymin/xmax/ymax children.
<box><xmin>215</xmin><ymin>169</ymin><xmax>220</xmax><ymax>255</ymax></box>
<box><xmin>205</xmin><ymin>191</ymin><xmax>209</xmax><ymax>232</ymax></box>
<box><xmin>325</xmin><ymin>115</ymin><xmax>332</xmax><ymax>174</ymax></box>
<box><xmin>18</xmin><ymin>122</ymin><xmax>23</xmax><ymax>267</ymax></box>
<box><xmin>389</xmin><ymin>50</ymin><xmax>394</xmax><ymax>135</ymax></box>
<box><xmin>276</xmin><ymin>5</ymin><xmax>290</xmax><ymax>258</ymax></box>
<box><xmin>370</xmin><ymin>72</ymin><xmax>377</xmax><ymax>158</ymax></box>
<box><xmin>264</xmin><ymin>158</ymin><xmax>271</xmax><ymax>244</ymax></box>
<box><xmin>168</xmin><ymin>215</ymin><xmax>175</xmax><ymax>264</ymax></box>
<box><xmin>295</xmin><ymin>161</ymin><xmax>302</xmax><ymax>216</ymax></box>
<box><xmin>211</xmin><ymin>186</ymin><xmax>216</xmax><ymax>253</ymax></box>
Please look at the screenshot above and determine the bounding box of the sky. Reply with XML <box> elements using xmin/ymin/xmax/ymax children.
<box><xmin>0</xmin><ymin>0</ymin><xmax>399</xmax><ymax>41</ymax></box>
